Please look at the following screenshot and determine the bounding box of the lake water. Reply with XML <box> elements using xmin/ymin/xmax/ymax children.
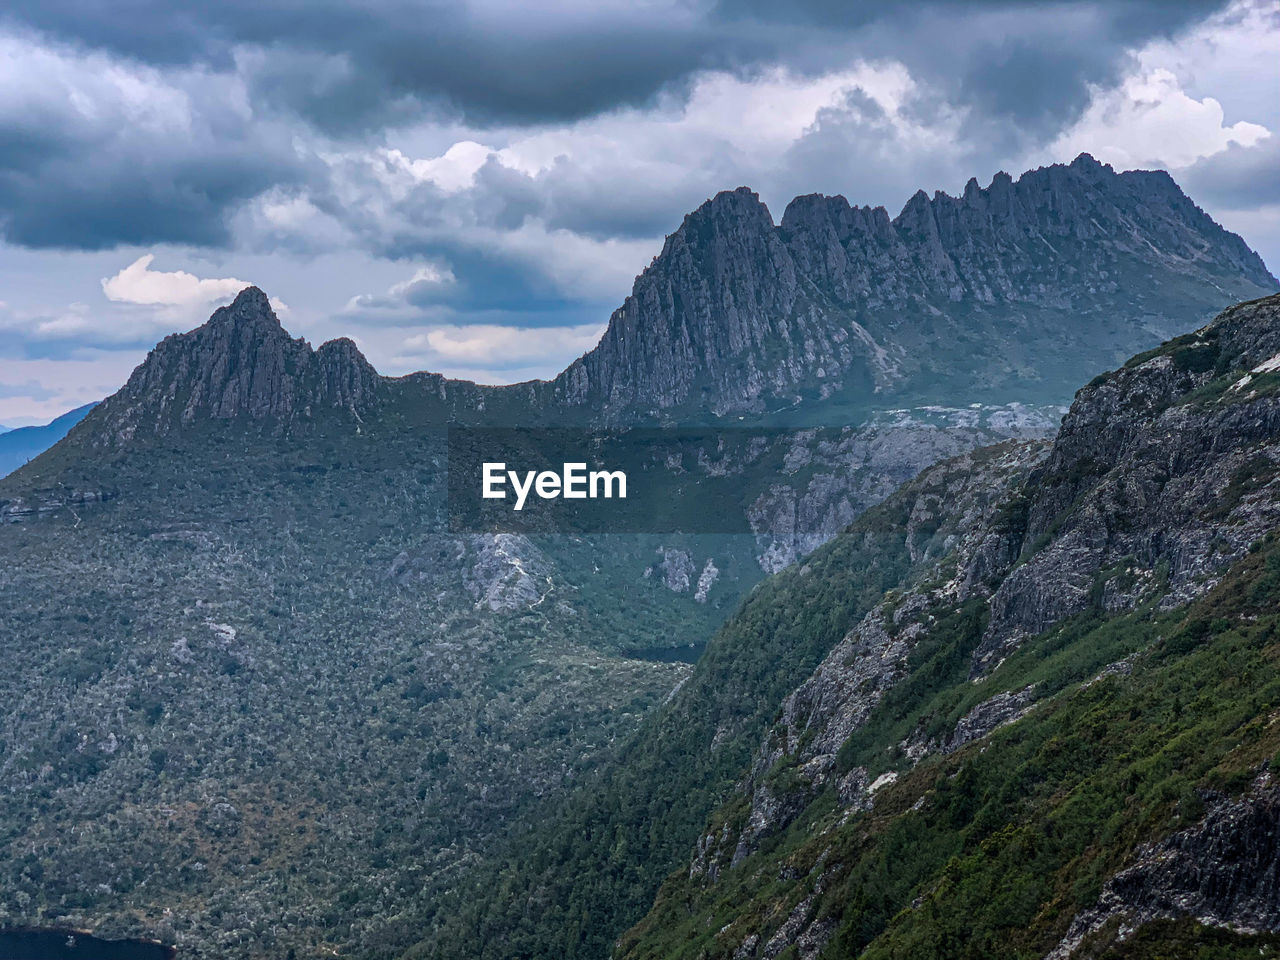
<box><xmin>0</xmin><ymin>929</ymin><xmax>173</xmax><ymax>960</ymax></box>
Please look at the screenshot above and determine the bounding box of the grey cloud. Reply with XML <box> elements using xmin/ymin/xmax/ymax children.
<box><xmin>0</xmin><ymin>40</ymin><xmax>313</xmax><ymax>250</ymax></box>
<box><xmin>0</xmin><ymin>0</ymin><xmax>1244</xmax><ymax>272</ymax></box>
<box><xmin>2</xmin><ymin>1</ymin><xmax>1230</xmax><ymax>133</ymax></box>
<box><xmin>1180</xmin><ymin>138</ymin><xmax>1280</xmax><ymax>210</ymax></box>
<box><xmin>2</xmin><ymin>2</ymin><xmax>724</xmax><ymax>131</ymax></box>
<box><xmin>0</xmin><ymin>149</ymin><xmax>304</xmax><ymax>249</ymax></box>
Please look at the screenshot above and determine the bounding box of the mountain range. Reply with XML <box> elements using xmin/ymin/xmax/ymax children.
<box><xmin>0</xmin><ymin>403</ymin><xmax>97</xmax><ymax>479</ymax></box>
<box><xmin>0</xmin><ymin>156</ymin><xmax>1276</xmax><ymax>960</ymax></box>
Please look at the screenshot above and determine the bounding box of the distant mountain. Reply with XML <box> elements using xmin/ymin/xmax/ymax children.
<box><xmin>75</xmin><ymin>286</ymin><xmax>378</xmax><ymax>447</ymax></box>
<box><xmin>0</xmin><ymin>403</ymin><xmax>97</xmax><ymax>478</ymax></box>
<box><xmin>541</xmin><ymin>153</ymin><xmax>1275</xmax><ymax>422</ymax></box>
<box><xmin>21</xmin><ymin>155</ymin><xmax>1268</xmax><ymax>462</ymax></box>
<box><xmin>62</xmin><ymin>155</ymin><xmax>1274</xmax><ymax>447</ymax></box>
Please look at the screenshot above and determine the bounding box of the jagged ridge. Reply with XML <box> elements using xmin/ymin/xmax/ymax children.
<box><xmin>89</xmin><ymin>287</ymin><xmax>380</xmax><ymax>444</ymax></box>
<box><xmin>43</xmin><ymin>155</ymin><xmax>1277</xmax><ymax>455</ymax></box>
<box><xmin>548</xmin><ymin>154</ymin><xmax>1275</xmax><ymax>419</ymax></box>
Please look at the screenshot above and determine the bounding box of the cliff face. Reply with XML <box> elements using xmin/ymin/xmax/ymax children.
<box><xmin>702</xmin><ymin>294</ymin><xmax>1280</xmax><ymax>868</ymax></box>
<box><xmin>978</xmin><ymin>295</ymin><xmax>1280</xmax><ymax>670</ymax></box>
<box><xmin>88</xmin><ymin>287</ymin><xmax>380</xmax><ymax>444</ymax></box>
<box><xmin>1048</xmin><ymin>778</ymin><xmax>1280</xmax><ymax>959</ymax></box>
<box><xmin>545</xmin><ymin>155</ymin><xmax>1276</xmax><ymax>420</ymax></box>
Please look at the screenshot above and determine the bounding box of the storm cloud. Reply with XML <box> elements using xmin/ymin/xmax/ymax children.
<box><xmin>0</xmin><ymin>0</ymin><xmax>1237</xmax><ymax>251</ymax></box>
<box><xmin>0</xmin><ymin>0</ymin><xmax>1273</xmax><ymax>423</ymax></box>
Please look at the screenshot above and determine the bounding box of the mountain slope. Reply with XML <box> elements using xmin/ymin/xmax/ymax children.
<box><xmin>0</xmin><ymin>300</ymin><xmax>1050</xmax><ymax>958</ymax></box>
<box><xmin>612</xmin><ymin>292</ymin><xmax>1280</xmax><ymax>959</ymax></box>
<box><xmin>406</xmin><ymin>293</ymin><xmax>1280</xmax><ymax>960</ymax></box>
<box><xmin>406</xmin><ymin>440</ymin><xmax>1048</xmax><ymax>960</ymax></box>
<box><xmin>0</xmin><ymin>155</ymin><xmax>1274</xmax><ymax>960</ymax></box>
<box><xmin>0</xmin><ymin>403</ymin><xmax>97</xmax><ymax>478</ymax></box>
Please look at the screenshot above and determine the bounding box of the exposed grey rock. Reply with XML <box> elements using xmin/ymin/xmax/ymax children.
<box><xmin>384</xmin><ymin>157</ymin><xmax>1274</xmax><ymax>426</ymax></box>
<box><xmin>1047</xmin><ymin>777</ymin><xmax>1280</xmax><ymax>959</ymax></box>
<box><xmin>546</xmin><ymin>156</ymin><xmax>1275</xmax><ymax>422</ymax></box>
<box><xmin>686</xmin><ymin>295</ymin><xmax>1280</xmax><ymax>931</ymax></box>
<box><xmin>388</xmin><ymin>533</ymin><xmax>552</xmax><ymax>612</ymax></box>
<box><xmin>748</xmin><ymin>404</ymin><xmax>1062</xmax><ymax>572</ymax></box>
<box><xmin>944</xmin><ymin>685</ymin><xmax>1037</xmax><ymax>752</ymax></box>
<box><xmin>976</xmin><ymin>295</ymin><xmax>1280</xmax><ymax>674</ymax></box>
<box><xmin>0</xmin><ymin>487</ymin><xmax>114</xmax><ymax>522</ymax></box>
<box><xmin>653</xmin><ymin>547</ymin><xmax>696</xmax><ymax>593</ymax></box>
<box><xmin>81</xmin><ymin>287</ymin><xmax>380</xmax><ymax>446</ymax></box>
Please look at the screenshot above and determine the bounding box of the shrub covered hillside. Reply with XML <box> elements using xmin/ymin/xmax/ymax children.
<box><xmin>409</xmin><ymin>440</ymin><xmax>1048</xmax><ymax>960</ymax></box>
<box><xmin>406</xmin><ymin>293</ymin><xmax>1280</xmax><ymax>960</ymax></box>
<box><xmin>615</xmin><ymin>296</ymin><xmax>1280</xmax><ymax>959</ymax></box>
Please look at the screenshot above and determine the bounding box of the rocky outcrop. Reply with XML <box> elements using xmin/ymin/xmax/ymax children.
<box><xmin>81</xmin><ymin>287</ymin><xmax>381</xmax><ymax>445</ymax></box>
<box><xmin>747</xmin><ymin>404</ymin><xmax>1062</xmax><ymax>572</ymax></box>
<box><xmin>0</xmin><ymin>486</ymin><xmax>115</xmax><ymax>522</ymax></box>
<box><xmin>976</xmin><ymin>294</ymin><xmax>1280</xmax><ymax>673</ymax></box>
<box><xmin>389</xmin><ymin>533</ymin><xmax>552</xmax><ymax>613</ymax></box>
<box><xmin>942</xmin><ymin>685</ymin><xmax>1037</xmax><ymax>752</ymax></box>
<box><xmin>1047</xmin><ymin>777</ymin><xmax>1280</xmax><ymax>959</ymax></box>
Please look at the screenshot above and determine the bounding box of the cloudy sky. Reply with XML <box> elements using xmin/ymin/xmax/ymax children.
<box><xmin>0</xmin><ymin>0</ymin><xmax>1275</xmax><ymax>424</ymax></box>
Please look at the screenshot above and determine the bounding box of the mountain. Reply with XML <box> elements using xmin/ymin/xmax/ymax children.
<box><xmin>62</xmin><ymin>154</ymin><xmax>1270</xmax><ymax>443</ymax></box>
<box><xmin>72</xmin><ymin>287</ymin><xmax>378</xmax><ymax>447</ymax></box>
<box><xmin>413</xmin><ymin>294</ymin><xmax>1280</xmax><ymax>960</ymax></box>
<box><xmin>0</xmin><ymin>293</ymin><xmax>1055</xmax><ymax>959</ymax></box>
<box><xmin>0</xmin><ymin>156</ymin><xmax>1274</xmax><ymax>960</ymax></box>
<box><xmin>539</xmin><ymin>153</ymin><xmax>1274</xmax><ymax>422</ymax></box>
<box><xmin>0</xmin><ymin>403</ymin><xmax>97</xmax><ymax>478</ymax></box>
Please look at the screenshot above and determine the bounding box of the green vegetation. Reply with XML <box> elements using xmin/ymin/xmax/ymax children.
<box><xmin>403</xmin><ymin>447</ymin><xmax>1042</xmax><ymax>960</ymax></box>
<box><xmin>404</xmin><ymin>491</ymin><xmax>922</xmax><ymax>960</ymax></box>
<box><xmin>0</xmin><ymin>431</ymin><xmax>735</xmax><ymax>958</ymax></box>
<box><xmin>617</xmin><ymin>535</ymin><xmax>1280</xmax><ymax>960</ymax></box>
<box><xmin>1082</xmin><ymin>917</ymin><xmax>1280</xmax><ymax>959</ymax></box>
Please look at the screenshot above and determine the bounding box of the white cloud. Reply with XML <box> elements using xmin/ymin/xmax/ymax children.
<box><xmin>390</xmin><ymin>140</ymin><xmax>494</xmax><ymax>193</ymax></box>
<box><xmin>303</xmin><ymin>60</ymin><xmax>952</xmax><ymax>314</ymax></box>
<box><xmin>491</xmin><ymin>62</ymin><xmax>918</xmax><ymax>179</ymax></box>
<box><xmin>101</xmin><ymin>254</ymin><xmax>250</xmax><ymax>308</ymax></box>
<box><xmin>389</xmin><ymin>264</ymin><xmax>456</xmax><ymax>296</ymax></box>
<box><xmin>343</xmin><ymin>263</ymin><xmax>457</xmax><ymax>314</ymax></box>
<box><xmin>337</xmin><ymin>321</ymin><xmax>607</xmax><ymax>383</ymax></box>
<box><xmin>1048</xmin><ymin>67</ymin><xmax>1269</xmax><ymax>171</ymax></box>
<box><xmin>1132</xmin><ymin>0</ymin><xmax>1280</xmax><ymax>132</ymax></box>
<box><xmin>401</xmin><ymin>322</ymin><xmax>604</xmax><ymax>367</ymax></box>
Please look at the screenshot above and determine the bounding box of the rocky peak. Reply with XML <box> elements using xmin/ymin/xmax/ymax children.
<box><xmin>209</xmin><ymin>285</ymin><xmax>282</xmax><ymax>334</ymax></box>
<box><xmin>546</xmin><ymin>158</ymin><xmax>1274</xmax><ymax>422</ymax></box>
<box><xmin>316</xmin><ymin>337</ymin><xmax>381</xmax><ymax>415</ymax></box>
<box><xmin>550</xmin><ymin>186</ymin><xmax>809</xmax><ymax>418</ymax></box>
<box><xmin>84</xmin><ymin>286</ymin><xmax>381</xmax><ymax>445</ymax></box>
